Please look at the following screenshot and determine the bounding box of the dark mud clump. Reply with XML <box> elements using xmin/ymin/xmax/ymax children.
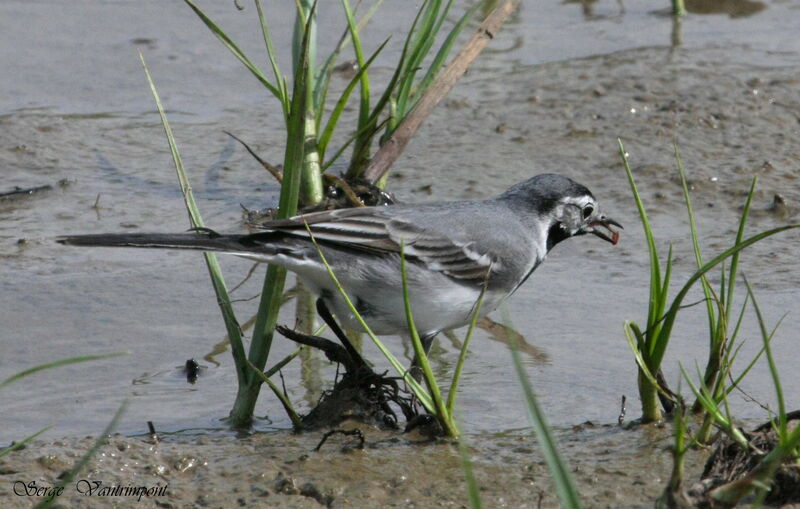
<box><xmin>276</xmin><ymin>324</ymin><xmax>421</xmax><ymax>431</ymax></box>
<box><xmin>301</xmin><ymin>367</ymin><xmax>417</xmax><ymax>431</ymax></box>
<box><xmin>687</xmin><ymin>411</ymin><xmax>800</xmax><ymax>507</ymax></box>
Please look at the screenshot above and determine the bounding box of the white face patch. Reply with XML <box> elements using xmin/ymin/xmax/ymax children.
<box><xmin>562</xmin><ymin>194</ymin><xmax>596</xmax><ymax>210</ymax></box>
<box><xmin>552</xmin><ymin>195</ymin><xmax>598</xmax><ymax>235</ymax></box>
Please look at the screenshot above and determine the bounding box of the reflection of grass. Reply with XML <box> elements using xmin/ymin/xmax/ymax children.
<box><xmin>619</xmin><ymin>138</ymin><xmax>799</xmax><ymax>423</ymax></box>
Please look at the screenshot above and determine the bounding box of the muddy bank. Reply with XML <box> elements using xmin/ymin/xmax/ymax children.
<box><xmin>0</xmin><ymin>422</ymin><xmax>706</xmax><ymax>509</ymax></box>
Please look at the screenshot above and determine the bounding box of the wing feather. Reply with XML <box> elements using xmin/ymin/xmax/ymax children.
<box><xmin>251</xmin><ymin>207</ymin><xmax>495</xmax><ymax>283</ymax></box>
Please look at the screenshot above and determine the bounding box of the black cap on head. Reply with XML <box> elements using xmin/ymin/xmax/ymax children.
<box><xmin>498</xmin><ymin>174</ymin><xmax>594</xmax><ymax>214</ymax></box>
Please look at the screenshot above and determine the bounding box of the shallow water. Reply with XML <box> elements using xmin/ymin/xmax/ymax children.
<box><xmin>2</xmin><ymin>0</ymin><xmax>799</xmax><ymax>453</ymax></box>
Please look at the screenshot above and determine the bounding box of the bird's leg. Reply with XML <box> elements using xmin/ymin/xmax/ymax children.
<box><xmin>409</xmin><ymin>333</ymin><xmax>437</xmax><ymax>383</ymax></box>
<box><xmin>316</xmin><ymin>298</ymin><xmax>369</xmax><ymax>372</ymax></box>
<box><xmin>275</xmin><ymin>325</ymin><xmax>358</xmax><ymax>372</ymax></box>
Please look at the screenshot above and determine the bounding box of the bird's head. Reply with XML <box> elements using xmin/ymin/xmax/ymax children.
<box><xmin>500</xmin><ymin>173</ymin><xmax>622</xmax><ymax>251</ymax></box>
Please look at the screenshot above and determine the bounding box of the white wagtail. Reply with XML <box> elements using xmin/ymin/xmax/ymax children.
<box><xmin>58</xmin><ymin>173</ymin><xmax>620</xmax><ymax>356</ymax></box>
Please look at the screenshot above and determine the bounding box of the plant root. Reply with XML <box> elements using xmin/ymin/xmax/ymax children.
<box><xmin>277</xmin><ymin>326</ymin><xmax>421</xmax><ymax>431</ymax></box>
<box><xmin>314</xmin><ymin>428</ymin><xmax>365</xmax><ymax>451</ymax></box>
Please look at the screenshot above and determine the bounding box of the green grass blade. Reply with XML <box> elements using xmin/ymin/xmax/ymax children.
<box><xmin>676</xmin><ymin>144</ymin><xmax>715</xmax><ymax>334</ymax></box>
<box><xmin>264</xmin><ymin>347</ymin><xmax>304</xmax><ymax>378</ymax></box>
<box><xmin>0</xmin><ymin>425</ymin><xmax>52</xmax><ymax>459</ymax></box>
<box><xmin>275</xmin><ymin>15</ymin><xmax>311</xmax><ymax>218</ymax></box>
<box><xmin>628</xmin><ymin>321</ymin><xmax>646</xmax><ymax>352</ymax></box>
<box><xmin>623</xmin><ymin>321</ymin><xmax>661</xmax><ymax>389</ymax></box>
<box><xmin>34</xmin><ymin>401</ymin><xmax>127</xmax><ymax>509</ymax></box>
<box><xmin>447</xmin><ymin>280</ymin><xmax>487</xmax><ymax>413</ymax></box>
<box><xmin>411</xmin><ymin>1</ymin><xmax>480</xmax><ymax>111</ymax></box>
<box><xmin>291</xmin><ymin>0</ymin><xmax>316</xmax><ymax>84</ymax></box>
<box><xmin>0</xmin><ymin>353</ymin><xmax>127</xmax><ymax>390</ymax></box>
<box><xmin>726</xmin><ymin>308</ymin><xmax>784</xmax><ymax>398</ymax></box>
<box><xmin>341</xmin><ymin>0</ymin><xmax>378</xmax><ymax>175</ymax></box>
<box><xmin>725</xmin><ymin>177</ymin><xmax>757</xmax><ymax>325</ymax></box>
<box><xmin>458</xmin><ymin>438</ymin><xmax>483</xmax><ymax>509</ymax></box>
<box><xmin>364</xmin><ymin>0</ymin><xmax>427</xmax><ymax>141</ymax></box>
<box><xmin>304</xmin><ymin>224</ymin><xmax>433</xmax><ymax>410</ymax></box>
<box><xmin>314</xmin><ymin>0</ymin><xmax>386</xmax><ymax>131</ymax></box>
<box><xmin>140</xmin><ymin>53</ymin><xmax>202</xmax><ymax>226</ymax></box>
<box><xmin>650</xmin><ymin>243</ymin><xmax>674</xmax><ymax>355</ymax></box>
<box><xmin>651</xmin><ymin>222</ymin><xmax>799</xmax><ymax>368</ymax></box>
<box><xmin>680</xmin><ymin>363</ymin><xmax>749</xmax><ymax>449</ymax></box>
<box><xmin>318</xmin><ymin>37</ymin><xmax>389</xmax><ymax>160</ymax></box>
<box><xmin>429</xmin><ymin>0</ymin><xmax>457</xmax><ymax>42</ymax></box>
<box><xmin>396</xmin><ymin>0</ymin><xmax>441</xmax><ymax>115</ymax></box>
<box><xmin>510</xmin><ymin>329</ymin><xmax>583</xmax><ymax>508</ymax></box>
<box><xmin>246</xmin><ymin>360</ymin><xmax>303</xmax><ymax>428</ymax></box>
<box><xmin>255</xmin><ymin>0</ymin><xmax>289</xmax><ymax>120</ymax></box>
<box><xmin>183</xmin><ymin>0</ymin><xmax>282</xmax><ymax>100</ymax></box>
<box><xmin>618</xmin><ymin>139</ymin><xmax>663</xmax><ymax>334</ymax></box>
<box><xmin>140</xmin><ymin>53</ymin><xmax>249</xmax><ymax>388</ymax></box>
<box><xmin>321</xmin><ymin>133</ymin><xmax>359</xmax><ymax>171</ymax></box>
<box><xmin>322</xmin><ymin>115</ymin><xmax>391</xmax><ymax>171</ymax></box>
<box><xmin>744</xmin><ymin>279</ymin><xmax>787</xmax><ymax>437</ymax></box>
<box><xmin>244</xmin><ymin>1</ymin><xmax>314</xmax><ymax>386</ymax></box>
<box><xmin>400</xmin><ymin>242</ymin><xmax>456</xmax><ymax>435</ymax></box>
<box><xmin>341</xmin><ymin>0</ymin><xmax>370</xmax><ymax>128</ymax></box>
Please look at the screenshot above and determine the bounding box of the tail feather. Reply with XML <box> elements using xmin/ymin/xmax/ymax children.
<box><xmin>56</xmin><ymin>232</ymin><xmax>252</xmax><ymax>253</ymax></box>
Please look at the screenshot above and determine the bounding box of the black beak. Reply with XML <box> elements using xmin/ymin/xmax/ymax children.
<box><xmin>587</xmin><ymin>215</ymin><xmax>623</xmax><ymax>245</ymax></box>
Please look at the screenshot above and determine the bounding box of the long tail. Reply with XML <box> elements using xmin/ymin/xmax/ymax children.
<box><xmin>56</xmin><ymin>232</ymin><xmax>262</xmax><ymax>254</ymax></box>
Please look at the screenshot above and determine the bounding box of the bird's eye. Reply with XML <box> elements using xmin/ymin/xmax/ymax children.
<box><xmin>582</xmin><ymin>205</ymin><xmax>594</xmax><ymax>219</ymax></box>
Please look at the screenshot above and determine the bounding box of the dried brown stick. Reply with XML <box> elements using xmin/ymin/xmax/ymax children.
<box><xmin>224</xmin><ymin>130</ymin><xmax>283</xmax><ymax>183</ymax></box>
<box><xmin>323</xmin><ymin>173</ymin><xmax>366</xmax><ymax>207</ymax></box>
<box><xmin>361</xmin><ymin>0</ymin><xmax>520</xmax><ymax>184</ymax></box>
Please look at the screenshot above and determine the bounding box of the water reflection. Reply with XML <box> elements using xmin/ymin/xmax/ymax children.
<box><xmin>562</xmin><ymin>0</ymin><xmax>625</xmax><ymax>21</ymax></box>
<box><xmin>477</xmin><ymin>317</ymin><xmax>549</xmax><ymax>364</ymax></box>
<box><xmin>94</xmin><ymin>136</ymin><xmax>268</xmax><ymax>206</ymax></box>
<box><xmin>564</xmin><ymin>0</ymin><xmax>765</xmax><ymax>20</ymax></box>
<box><xmin>685</xmin><ymin>0</ymin><xmax>766</xmax><ymax>18</ymax></box>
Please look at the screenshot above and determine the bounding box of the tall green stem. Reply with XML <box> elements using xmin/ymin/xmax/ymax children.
<box><xmin>638</xmin><ymin>369</ymin><xmax>663</xmax><ymax>422</ymax></box>
<box><xmin>229</xmin><ymin>266</ymin><xmax>287</xmax><ymax>425</ymax></box>
<box><xmin>294</xmin><ymin>0</ymin><xmax>324</xmax><ymax>206</ymax></box>
<box><xmin>228</xmin><ymin>4</ymin><xmax>313</xmax><ymax>426</ymax></box>
<box><xmin>301</xmin><ymin>113</ymin><xmax>324</xmax><ymax>205</ymax></box>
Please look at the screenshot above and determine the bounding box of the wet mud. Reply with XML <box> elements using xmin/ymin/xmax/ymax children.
<box><xmin>0</xmin><ymin>422</ymin><xmax>707</xmax><ymax>509</ymax></box>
